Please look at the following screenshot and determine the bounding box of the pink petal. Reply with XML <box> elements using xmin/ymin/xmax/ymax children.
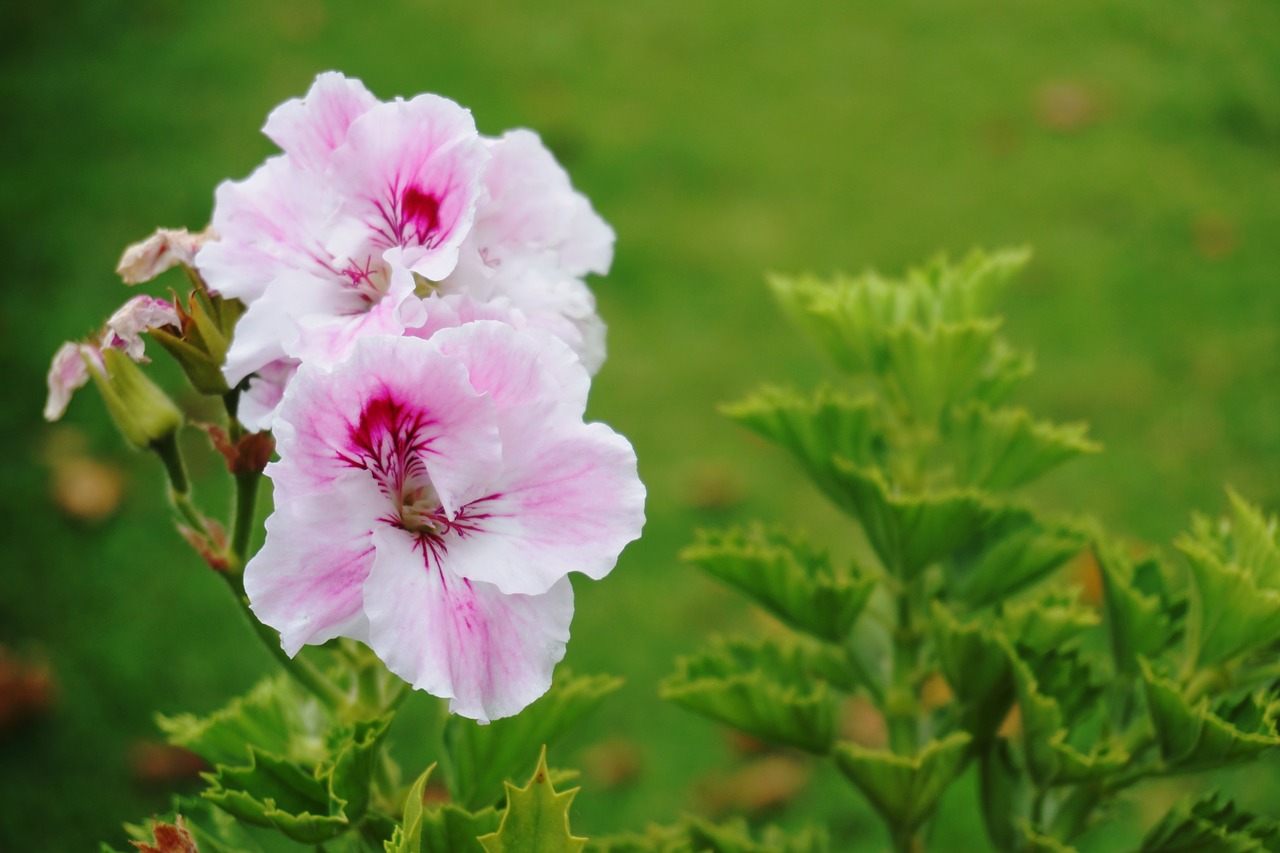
<box><xmin>116</xmin><ymin>227</ymin><xmax>214</xmax><ymax>285</ymax></box>
<box><xmin>428</xmin><ymin>319</ymin><xmax>590</xmax><ymax>415</ymax></box>
<box><xmin>44</xmin><ymin>342</ymin><xmax>96</xmax><ymax>421</ymax></box>
<box><xmin>441</xmin><ymin>408</ymin><xmax>645</xmax><ymax>595</ymax></box>
<box><xmin>363</xmin><ymin>527</ymin><xmax>574</xmax><ymax>722</ymax></box>
<box><xmin>245</xmin><ymin>474</ymin><xmax>383</xmax><ymax>654</ymax></box>
<box><xmin>268</xmin><ymin>336</ymin><xmax>502</xmax><ymax>514</ymax></box>
<box><xmin>105</xmin><ymin>295</ymin><xmax>179</xmax><ymax>362</ymax></box>
<box><xmin>263</xmin><ymin>72</ymin><xmax>379</xmax><ymax>174</ymax></box>
<box><xmin>326</xmin><ymin>96</ymin><xmax>489</xmax><ymax>281</ymax></box>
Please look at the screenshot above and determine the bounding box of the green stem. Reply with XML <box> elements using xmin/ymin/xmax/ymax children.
<box><xmin>229</xmin><ymin>471</ymin><xmax>261</xmax><ymax>568</ymax></box>
<box><xmin>887</xmin><ymin>587</ymin><xmax>921</xmax><ymax>755</ymax></box>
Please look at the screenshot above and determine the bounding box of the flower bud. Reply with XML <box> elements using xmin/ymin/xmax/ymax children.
<box><xmin>87</xmin><ymin>348</ymin><xmax>183</xmax><ymax>449</ymax></box>
<box><xmin>148</xmin><ymin>288</ymin><xmax>245</xmax><ymax>395</ymax></box>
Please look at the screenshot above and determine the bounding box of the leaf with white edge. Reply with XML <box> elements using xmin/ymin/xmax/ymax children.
<box><xmin>682</xmin><ymin>525</ymin><xmax>876</xmax><ymax>643</ymax></box>
<box><xmin>1010</xmin><ymin>651</ymin><xmax>1126</xmax><ymax>787</ymax></box>
<box><xmin>827</xmin><ymin>459</ymin><xmax>1016</xmax><ymax>579</ymax></box>
<box><xmin>444</xmin><ymin>671</ymin><xmax>623</xmax><ymax>810</ymax></box>
<box><xmin>1141</xmin><ymin>660</ymin><xmax>1280</xmax><ymax>772</ymax></box>
<box><xmin>932</xmin><ymin>604</ymin><xmax>1015</xmax><ymax>747</ymax></box>
<box><xmin>832</xmin><ymin>731</ymin><xmax>972</xmax><ymax>832</ymax></box>
<box><xmin>661</xmin><ymin>637</ymin><xmax>839</xmax><ymax>754</ymax></box>
<box><xmin>722</xmin><ymin>385</ymin><xmax>885</xmax><ymax>503</ymax></box>
<box><xmin>946</xmin><ymin>510</ymin><xmax>1086</xmax><ymax>609</ymax></box>
<box><xmin>1139</xmin><ymin>792</ymin><xmax>1280</xmax><ymax>852</ymax></box>
<box><xmin>478</xmin><ymin>747</ymin><xmax>586</xmax><ymax>853</ymax></box>
<box><xmin>939</xmin><ymin>402</ymin><xmax>1099</xmax><ymax>491</ymax></box>
<box><xmin>158</xmin><ymin>673</ymin><xmax>328</xmax><ymax>769</ymax></box>
<box><xmin>1096</xmin><ymin>543</ymin><xmax>1186</xmax><ymax>673</ymax></box>
<box><xmin>201</xmin><ymin>747</ymin><xmax>351</xmax><ymax>843</ymax></box>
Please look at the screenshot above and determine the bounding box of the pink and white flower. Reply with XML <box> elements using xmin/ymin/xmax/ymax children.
<box><xmin>244</xmin><ymin>322</ymin><xmax>645</xmax><ymax>721</ymax></box>
<box><xmin>197</xmin><ymin>72</ymin><xmax>490</xmax><ymax>391</ymax></box>
<box><xmin>196</xmin><ymin>73</ymin><xmax>616</xmax><ymax>426</ymax></box>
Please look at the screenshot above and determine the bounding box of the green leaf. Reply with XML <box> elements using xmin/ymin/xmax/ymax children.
<box><xmin>661</xmin><ymin>637</ymin><xmax>839</xmax><ymax>754</ymax></box>
<box><xmin>1000</xmin><ymin>588</ymin><xmax>1100</xmax><ymax>656</ymax></box>
<box><xmin>478</xmin><ymin>747</ymin><xmax>586</xmax><ymax>853</ymax></box>
<box><xmin>1009</xmin><ymin>651</ymin><xmax>1127</xmax><ymax>787</ymax></box>
<box><xmin>385</xmin><ymin>764</ymin><xmax>435</xmax><ymax>853</ymax></box>
<box><xmin>683</xmin><ymin>816</ymin><xmax>828</xmax><ymax>853</ymax></box>
<box><xmin>386</xmin><ymin>763</ymin><xmax>503</xmax><ymax>853</ymax></box>
<box><xmin>1139</xmin><ymin>792</ymin><xmax>1280</xmax><ymax>852</ymax></box>
<box><xmin>721</xmin><ymin>385</ymin><xmax>885</xmax><ymax>504</ymax></box>
<box><xmin>1141</xmin><ymin>660</ymin><xmax>1280</xmax><ymax>772</ymax></box>
<box><xmin>931</xmin><ymin>604</ymin><xmax>1015</xmax><ymax>747</ymax></box>
<box><xmin>946</xmin><ymin>510</ymin><xmax>1086</xmax><ymax>609</ymax></box>
<box><xmin>1013</xmin><ymin>821</ymin><xmax>1080</xmax><ymax>853</ymax></box>
<box><xmin>682</xmin><ymin>525</ymin><xmax>876</xmax><ymax>643</ymax></box>
<box><xmin>158</xmin><ymin>673</ymin><xmax>328</xmax><ymax>769</ymax></box>
<box><xmin>827</xmin><ymin>460</ymin><xmax>1016</xmax><ymax>579</ymax></box>
<box><xmin>444</xmin><ymin>671</ymin><xmax>623</xmax><ymax>810</ymax></box>
<box><xmin>323</xmin><ymin>714</ymin><xmax>394</xmax><ymax>826</ymax></box>
<box><xmin>1180</xmin><ymin>494</ymin><xmax>1280</xmax><ymax>668</ymax></box>
<box><xmin>831</xmin><ymin>731</ymin><xmax>972</xmax><ymax>832</ymax></box>
<box><xmin>202</xmin><ymin>748</ymin><xmax>350</xmax><ymax>843</ymax></box>
<box><xmin>1096</xmin><ymin>543</ymin><xmax>1186</xmax><ymax>673</ymax></box>
<box><xmin>939</xmin><ymin>402</ymin><xmax>1099</xmax><ymax>491</ymax></box>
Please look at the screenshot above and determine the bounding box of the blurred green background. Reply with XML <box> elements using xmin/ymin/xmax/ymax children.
<box><xmin>2</xmin><ymin>0</ymin><xmax>1279</xmax><ymax>849</ymax></box>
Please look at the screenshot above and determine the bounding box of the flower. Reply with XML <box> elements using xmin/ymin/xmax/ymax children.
<box><xmin>195</xmin><ymin>72</ymin><xmax>615</xmax><ymax>427</ymax></box>
<box><xmin>244</xmin><ymin>322</ymin><xmax>645</xmax><ymax>721</ymax></box>
<box><xmin>115</xmin><ymin>227</ymin><xmax>214</xmax><ymax>285</ymax></box>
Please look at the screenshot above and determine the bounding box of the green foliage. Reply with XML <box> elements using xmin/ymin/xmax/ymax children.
<box><xmin>443</xmin><ymin>671</ymin><xmax>624</xmax><ymax>811</ymax></box>
<box><xmin>477</xmin><ymin>747</ymin><xmax>587</xmax><ymax>853</ymax></box>
<box><xmin>1139</xmin><ymin>794</ymin><xmax>1280</xmax><ymax>852</ymax></box>
<box><xmin>681</xmin><ymin>525</ymin><xmax>875</xmax><ymax>642</ymax></box>
<box><xmin>588</xmin><ymin>817</ymin><xmax>828</xmax><ymax>853</ymax></box>
<box><xmin>385</xmin><ymin>765</ymin><xmax>501</xmax><ymax>853</ymax></box>
<box><xmin>661</xmin><ymin>637</ymin><xmax>839</xmax><ymax>754</ymax></box>
<box><xmin>832</xmin><ymin>732</ymin><xmax>972</xmax><ymax>833</ymax></box>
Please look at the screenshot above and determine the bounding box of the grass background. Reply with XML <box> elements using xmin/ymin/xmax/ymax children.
<box><xmin>1</xmin><ymin>0</ymin><xmax>1279</xmax><ymax>849</ymax></box>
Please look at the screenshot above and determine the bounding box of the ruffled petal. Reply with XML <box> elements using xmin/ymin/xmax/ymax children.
<box><xmin>263</xmin><ymin>71</ymin><xmax>378</xmax><ymax>174</ymax></box>
<box><xmin>326</xmin><ymin>96</ymin><xmax>488</xmax><ymax>281</ymax></box>
<box><xmin>245</xmin><ymin>473</ymin><xmax>383</xmax><ymax>654</ymax></box>
<box><xmin>442</xmin><ymin>408</ymin><xmax>645</xmax><ymax>595</ymax></box>
<box><xmin>363</xmin><ymin>527</ymin><xmax>573</xmax><ymax>722</ymax></box>
<box><xmin>268</xmin><ymin>335</ymin><xmax>502</xmax><ymax>514</ymax></box>
<box><xmin>104</xmin><ymin>295</ymin><xmax>179</xmax><ymax>362</ymax></box>
<box><xmin>428</xmin><ymin>319</ymin><xmax>590</xmax><ymax>415</ymax></box>
<box><xmin>44</xmin><ymin>342</ymin><xmax>96</xmax><ymax>421</ymax></box>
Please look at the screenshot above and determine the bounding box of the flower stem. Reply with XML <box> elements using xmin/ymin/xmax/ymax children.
<box><xmin>229</xmin><ymin>471</ymin><xmax>261</xmax><ymax>567</ymax></box>
<box><xmin>152</xmin><ymin>431</ymin><xmax>212</xmax><ymax>537</ymax></box>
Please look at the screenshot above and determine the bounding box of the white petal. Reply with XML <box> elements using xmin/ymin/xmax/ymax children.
<box><xmin>263</xmin><ymin>71</ymin><xmax>379</xmax><ymax>173</ymax></box>
<box><xmin>442</xmin><ymin>409</ymin><xmax>645</xmax><ymax>595</ymax></box>
<box><xmin>44</xmin><ymin>342</ymin><xmax>95</xmax><ymax>421</ymax></box>
<box><xmin>245</xmin><ymin>473</ymin><xmax>384</xmax><ymax>654</ymax></box>
<box><xmin>363</xmin><ymin>527</ymin><xmax>573</xmax><ymax>722</ymax></box>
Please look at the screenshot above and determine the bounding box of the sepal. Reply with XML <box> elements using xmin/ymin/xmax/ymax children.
<box><xmin>443</xmin><ymin>671</ymin><xmax>623</xmax><ymax>810</ymax></box>
<box><xmin>681</xmin><ymin>525</ymin><xmax>875</xmax><ymax>643</ymax></box>
<box><xmin>831</xmin><ymin>731</ymin><xmax>972</xmax><ymax>834</ymax></box>
<box><xmin>149</xmin><ymin>288</ymin><xmax>245</xmax><ymax>395</ymax></box>
<box><xmin>89</xmin><ymin>347</ymin><xmax>184</xmax><ymax>449</ymax></box>
<box><xmin>660</xmin><ymin>637</ymin><xmax>839</xmax><ymax>754</ymax></box>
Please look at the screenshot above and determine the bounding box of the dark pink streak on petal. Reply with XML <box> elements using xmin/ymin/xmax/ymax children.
<box><xmin>402</xmin><ymin>185</ymin><xmax>442</xmax><ymax>246</ymax></box>
<box><xmin>335</xmin><ymin>392</ymin><xmax>439</xmax><ymax>499</ymax></box>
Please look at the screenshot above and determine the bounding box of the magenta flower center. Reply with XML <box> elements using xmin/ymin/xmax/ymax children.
<box><xmin>401</xmin><ymin>185</ymin><xmax>442</xmax><ymax>246</ymax></box>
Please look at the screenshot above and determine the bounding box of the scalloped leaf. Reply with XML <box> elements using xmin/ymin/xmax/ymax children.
<box><xmin>1180</xmin><ymin>494</ymin><xmax>1280</xmax><ymax>668</ymax></box>
<box><xmin>832</xmin><ymin>731</ymin><xmax>972</xmax><ymax>832</ymax></box>
<box><xmin>157</xmin><ymin>672</ymin><xmax>328</xmax><ymax>769</ymax></box>
<box><xmin>444</xmin><ymin>671</ymin><xmax>623</xmax><ymax>810</ymax></box>
<box><xmin>826</xmin><ymin>459</ymin><xmax>1016</xmax><ymax>579</ymax></box>
<box><xmin>1139</xmin><ymin>792</ymin><xmax>1280</xmax><ymax>852</ymax></box>
<box><xmin>1001</xmin><ymin>588</ymin><xmax>1100</xmax><ymax>656</ymax></box>
<box><xmin>932</xmin><ymin>604</ymin><xmax>1015</xmax><ymax>747</ymax></box>
<box><xmin>661</xmin><ymin>638</ymin><xmax>838</xmax><ymax>754</ymax></box>
<box><xmin>1010</xmin><ymin>651</ymin><xmax>1127</xmax><ymax>787</ymax></box>
<box><xmin>682</xmin><ymin>525</ymin><xmax>876</xmax><ymax>642</ymax></box>
<box><xmin>386</xmin><ymin>763</ymin><xmax>503</xmax><ymax>853</ymax></box>
<box><xmin>478</xmin><ymin>747</ymin><xmax>586</xmax><ymax>853</ymax></box>
<box><xmin>721</xmin><ymin>385</ymin><xmax>885</xmax><ymax>502</ymax></box>
<box><xmin>946</xmin><ymin>511</ymin><xmax>1086</xmax><ymax>608</ymax></box>
<box><xmin>940</xmin><ymin>402</ymin><xmax>1099</xmax><ymax>491</ymax></box>
<box><xmin>683</xmin><ymin>817</ymin><xmax>829</xmax><ymax>853</ymax></box>
<box><xmin>1141</xmin><ymin>661</ymin><xmax>1280</xmax><ymax>772</ymax></box>
<box><xmin>201</xmin><ymin>748</ymin><xmax>348</xmax><ymax>843</ymax></box>
<box><xmin>1013</xmin><ymin>821</ymin><xmax>1080</xmax><ymax>853</ymax></box>
<box><xmin>1096</xmin><ymin>543</ymin><xmax>1187</xmax><ymax>673</ymax></box>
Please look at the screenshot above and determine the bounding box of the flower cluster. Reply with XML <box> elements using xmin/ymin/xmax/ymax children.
<box><xmin>46</xmin><ymin>72</ymin><xmax>644</xmax><ymax>723</ymax></box>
